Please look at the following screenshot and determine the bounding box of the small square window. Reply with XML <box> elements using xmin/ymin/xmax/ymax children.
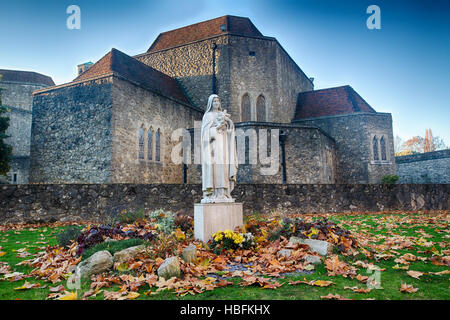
<box><xmin>249</xmin><ymin>51</ymin><xmax>256</xmax><ymax>56</ymax></box>
<box><xmin>220</xmin><ymin>24</ymin><xmax>227</xmax><ymax>32</ymax></box>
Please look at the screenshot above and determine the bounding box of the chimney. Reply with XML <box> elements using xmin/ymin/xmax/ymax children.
<box><xmin>77</xmin><ymin>62</ymin><xmax>94</xmax><ymax>75</ymax></box>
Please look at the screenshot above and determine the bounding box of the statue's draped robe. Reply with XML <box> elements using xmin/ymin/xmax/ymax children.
<box><xmin>201</xmin><ymin>111</ymin><xmax>238</xmax><ymax>198</ymax></box>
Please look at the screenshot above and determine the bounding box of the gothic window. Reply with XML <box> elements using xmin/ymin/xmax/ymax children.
<box><xmin>380</xmin><ymin>136</ymin><xmax>387</xmax><ymax>161</ymax></box>
<box><xmin>241</xmin><ymin>93</ymin><xmax>251</xmax><ymax>122</ymax></box>
<box><xmin>138</xmin><ymin>127</ymin><xmax>145</xmax><ymax>160</ymax></box>
<box><xmin>373</xmin><ymin>136</ymin><xmax>379</xmax><ymax>161</ymax></box>
<box><xmin>147</xmin><ymin>128</ymin><xmax>153</xmax><ymax>160</ymax></box>
<box><xmin>155</xmin><ymin>129</ymin><xmax>161</xmax><ymax>162</ymax></box>
<box><xmin>256</xmin><ymin>95</ymin><xmax>266</xmax><ymax>122</ymax></box>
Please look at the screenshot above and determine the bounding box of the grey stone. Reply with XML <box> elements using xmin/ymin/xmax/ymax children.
<box><xmin>113</xmin><ymin>245</ymin><xmax>146</xmax><ymax>263</ymax></box>
<box><xmin>157</xmin><ymin>256</ymin><xmax>181</xmax><ymax>279</ymax></box>
<box><xmin>75</xmin><ymin>250</ymin><xmax>113</xmax><ymax>279</ymax></box>
<box><xmin>305</xmin><ymin>254</ymin><xmax>322</xmax><ymax>265</ymax></box>
<box><xmin>289</xmin><ymin>237</ymin><xmax>333</xmax><ymax>256</ymax></box>
<box><xmin>277</xmin><ymin>249</ymin><xmax>293</xmax><ymax>257</ymax></box>
<box><xmin>182</xmin><ymin>244</ymin><xmax>197</xmax><ymax>264</ymax></box>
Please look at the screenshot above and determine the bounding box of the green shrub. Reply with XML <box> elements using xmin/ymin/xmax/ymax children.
<box><xmin>381</xmin><ymin>174</ymin><xmax>399</xmax><ymax>184</ymax></box>
<box><xmin>81</xmin><ymin>238</ymin><xmax>146</xmax><ymax>261</ymax></box>
<box><xmin>56</xmin><ymin>225</ymin><xmax>83</xmax><ymax>248</ymax></box>
<box><xmin>148</xmin><ymin>209</ymin><xmax>176</xmax><ymax>234</ymax></box>
<box><xmin>118</xmin><ymin>208</ymin><xmax>146</xmax><ymax>224</ymax></box>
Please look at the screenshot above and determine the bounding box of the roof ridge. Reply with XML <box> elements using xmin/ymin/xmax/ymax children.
<box><xmin>72</xmin><ymin>47</ymin><xmax>192</xmax><ymax>106</ymax></box>
<box><xmin>298</xmin><ymin>85</ymin><xmax>351</xmax><ymax>95</ymax></box>
<box><xmin>0</xmin><ymin>69</ymin><xmax>54</xmax><ymax>86</ymax></box>
<box><xmin>147</xmin><ymin>15</ymin><xmax>263</xmax><ymax>52</ymax></box>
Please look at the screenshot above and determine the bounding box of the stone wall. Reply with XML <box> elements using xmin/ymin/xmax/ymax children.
<box><xmin>135</xmin><ymin>34</ymin><xmax>313</xmax><ymax>124</ymax></box>
<box><xmin>30</xmin><ymin>78</ymin><xmax>114</xmax><ymax>183</ymax></box>
<box><xmin>0</xmin><ymin>183</ymin><xmax>447</xmax><ymax>224</ymax></box>
<box><xmin>135</xmin><ymin>36</ymin><xmax>231</xmax><ymax>113</ymax></box>
<box><xmin>1</xmin><ymin>81</ymin><xmax>50</xmax><ymax>184</ymax></box>
<box><xmin>110</xmin><ymin>78</ymin><xmax>202</xmax><ymax>183</ymax></box>
<box><xmin>228</xmin><ymin>36</ymin><xmax>313</xmax><ymax>123</ymax></box>
<box><xmin>293</xmin><ymin>113</ymin><xmax>395</xmax><ymax>183</ymax></box>
<box><xmin>396</xmin><ymin>149</ymin><xmax>450</xmax><ymax>183</ymax></box>
<box><xmin>186</xmin><ymin>122</ymin><xmax>336</xmax><ymax>184</ymax></box>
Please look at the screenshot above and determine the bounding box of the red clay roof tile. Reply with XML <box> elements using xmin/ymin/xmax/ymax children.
<box><xmin>0</xmin><ymin>69</ymin><xmax>54</xmax><ymax>86</ymax></box>
<box><xmin>294</xmin><ymin>85</ymin><xmax>377</xmax><ymax>120</ymax></box>
<box><xmin>73</xmin><ymin>48</ymin><xmax>191</xmax><ymax>106</ymax></box>
<box><xmin>147</xmin><ymin>15</ymin><xmax>264</xmax><ymax>52</ymax></box>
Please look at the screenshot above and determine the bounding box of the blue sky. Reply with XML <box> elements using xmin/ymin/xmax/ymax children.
<box><xmin>1</xmin><ymin>0</ymin><xmax>449</xmax><ymax>145</ymax></box>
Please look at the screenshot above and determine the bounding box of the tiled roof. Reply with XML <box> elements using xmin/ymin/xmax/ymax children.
<box><xmin>147</xmin><ymin>15</ymin><xmax>264</xmax><ymax>52</ymax></box>
<box><xmin>0</xmin><ymin>69</ymin><xmax>54</xmax><ymax>86</ymax></box>
<box><xmin>294</xmin><ymin>85</ymin><xmax>377</xmax><ymax>120</ymax></box>
<box><xmin>73</xmin><ymin>48</ymin><xmax>191</xmax><ymax>105</ymax></box>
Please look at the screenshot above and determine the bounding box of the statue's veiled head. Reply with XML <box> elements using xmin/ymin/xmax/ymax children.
<box><xmin>206</xmin><ymin>94</ymin><xmax>221</xmax><ymax>113</ymax></box>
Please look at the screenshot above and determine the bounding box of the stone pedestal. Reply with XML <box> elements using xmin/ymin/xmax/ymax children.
<box><xmin>194</xmin><ymin>202</ymin><xmax>243</xmax><ymax>242</ymax></box>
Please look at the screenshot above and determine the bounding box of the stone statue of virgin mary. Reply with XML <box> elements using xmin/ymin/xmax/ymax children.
<box><xmin>201</xmin><ymin>94</ymin><xmax>238</xmax><ymax>203</ymax></box>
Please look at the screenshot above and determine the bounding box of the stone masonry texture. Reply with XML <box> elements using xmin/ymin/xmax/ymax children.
<box><xmin>0</xmin><ymin>183</ymin><xmax>448</xmax><ymax>224</ymax></box>
<box><xmin>293</xmin><ymin>113</ymin><xmax>395</xmax><ymax>183</ymax></box>
<box><xmin>1</xmin><ymin>80</ymin><xmax>51</xmax><ymax>184</ymax></box>
<box><xmin>396</xmin><ymin>149</ymin><xmax>450</xmax><ymax>183</ymax></box>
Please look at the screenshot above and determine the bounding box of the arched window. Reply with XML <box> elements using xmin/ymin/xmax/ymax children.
<box><xmin>155</xmin><ymin>129</ymin><xmax>161</xmax><ymax>162</ymax></box>
<box><xmin>373</xmin><ymin>136</ymin><xmax>379</xmax><ymax>161</ymax></box>
<box><xmin>380</xmin><ymin>136</ymin><xmax>387</xmax><ymax>161</ymax></box>
<box><xmin>256</xmin><ymin>95</ymin><xmax>266</xmax><ymax>122</ymax></box>
<box><xmin>147</xmin><ymin>128</ymin><xmax>153</xmax><ymax>160</ymax></box>
<box><xmin>138</xmin><ymin>127</ymin><xmax>145</xmax><ymax>160</ymax></box>
<box><xmin>241</xmin><ymin>93</ymin><xmax>251</xmax><ymax>122</ymax></box>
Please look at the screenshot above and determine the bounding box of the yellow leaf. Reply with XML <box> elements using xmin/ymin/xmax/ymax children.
<box><xmin>0</xmin><ymin>251</ymin><xmax>6</xmax><ymax>257</ymax></box>
<box><xmin>116</xmin><ymin>263</ymin><xmax>129</xmax><ymax>272</ymax></box>
<box><xmin>14</xmin><ymin>281</ymin><xmax>41</xmax><ymax>290</ymax></box>
<box><xmin>306</xmin><ymin>228</ymin><xmax>319</xmax><ymax>239</ymax></box>
<box><xmin>313</xmin><ymin>280</ymin><xmax>334</xmax><ymax>287</ymax></box>
<box><xmin>174</xmin><ymin>228</ymin><xmax>185</xmax><ymax>241</ymax></box>
<box><xmin>58</xmin><ymin>291</ymin><xmax>78</xmax><ymax>300</ymax></box>
<box><xmin>124</xmin><ymin>292</ymin><xmax>140</xmax><ymax>300</ymax></box>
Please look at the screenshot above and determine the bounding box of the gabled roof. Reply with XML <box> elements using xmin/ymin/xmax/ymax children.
<box><xmin>147</xmin><ymin>15</ymin><xmax>264</xmax><ymax>52</ymax></box>
<box><xmin>0</xmin><ymin>69</ymin><xmax>54</xmax><ymax>86</ymax></box>
<box><xmin>73</xmin><ymin>48</ymin><xmax>191</xmax><ymax>106</ymax></box>
<box><xmin>294</xmin><ymin>85</ymin><xmax>377</xmax><ymax>120</ymax></box>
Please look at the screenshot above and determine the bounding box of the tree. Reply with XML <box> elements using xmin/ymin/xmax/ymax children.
<box><xmin>423</xmin><ymin>129</ymin><xmax>433</xmax><ymax>153</ymax></box>
<box><xmin>402</xmin><ymin>136</ymin><xmax>424</xmax><ymax>153</ymax></box>
<box><xmin>0</xmin><ymin>75</ymin><xmax>13</xmax><ymax>176</ymax></box>
<box><xmin>394</xmin><ymin>135</ymin><xmax>404</xmax><ymax>154</ymax></box>
<box><xmin>432</xmin><ymin>135</ymin><xmax>447</xmax><ymax>151</ymax></box>
<box><xmin>401</xmin><ymin>129</ymin><xmax>448</xmax><ymax>154</ymax></box>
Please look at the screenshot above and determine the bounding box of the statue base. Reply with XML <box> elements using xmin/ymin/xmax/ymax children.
<box><xmin>194</xmin><ymin>202</ymin><xmax>243</xmax><ymax>242</ymax></box>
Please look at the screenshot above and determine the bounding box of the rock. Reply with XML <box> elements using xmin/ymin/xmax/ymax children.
<box><xmin>182</xmin><ymin>244</ymin><xmax>197</xmax><ymax>264</ymax></box>
<box><xmin>278</xmin><ymin>249</ymin><xmax>293</xmax><ymax>257</ymax></box>
<box><xmin>113</xmin><ymin>245</ymin><xmax>146</xmax><ymax>263</ymax></box>
<box><xmin>157</xmin><ymin>257</ymin><xmax>181</xmax><ymax>279</ymax></box>
<box><xmin>289</xmin><ymin>237</ymin><xmax>333</xmax><ymax>256</ymax></box>
<box><xmin>76</xmin><ymin>250</ymin><xmax>113</xmax><ymax>279</ymax></box>
<box><xmin>305</xmin><ymin>254</ymin><xmax>322</xmax><ymax>265</ymax></box>
<box><xmin>105</xmin><ymin>237</ymin><xmax>116</xmax><ymax>242</ymax></box>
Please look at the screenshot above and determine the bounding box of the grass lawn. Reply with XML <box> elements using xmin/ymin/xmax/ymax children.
<box><xmin>0</xmin><ymin>211</ymin><xmax>448</xmax><ymax>300</ymax></box>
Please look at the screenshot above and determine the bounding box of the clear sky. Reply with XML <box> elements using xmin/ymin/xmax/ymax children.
<box><xmin>1</xmin><ymin>0</ymin><xmax>449</xmax><ymax>145</ymax></box>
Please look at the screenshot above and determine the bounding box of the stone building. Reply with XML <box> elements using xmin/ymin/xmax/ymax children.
<box><xmin>30</xmin><ymin>15</ymin><xmax>395</xmax><ymax>184</ymax></box>
<box><xmin>0</xmin><ymin>69</ymin><xmax>54</xmax><ymax>184</ymax></box>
